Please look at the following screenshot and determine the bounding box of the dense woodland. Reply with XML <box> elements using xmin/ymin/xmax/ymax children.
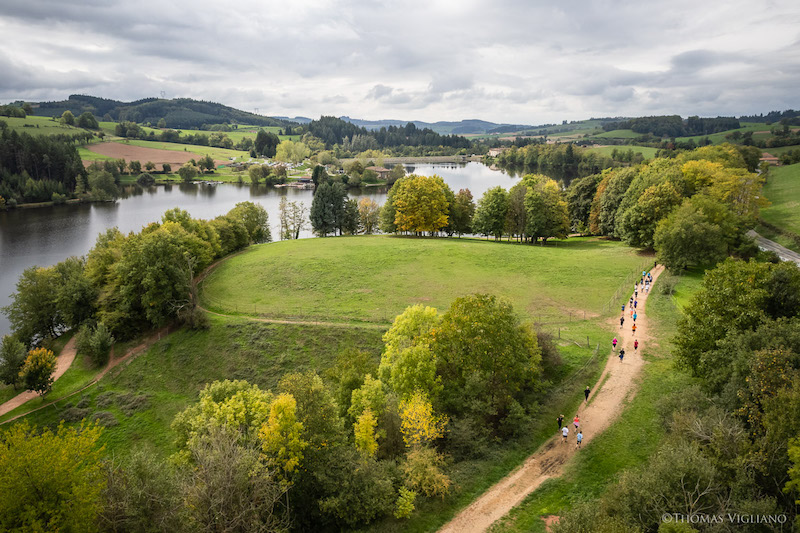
<box><xmin>602</xmin><ymin>115</ymin><xmax>741</xmax><ymax>137</ymax></box>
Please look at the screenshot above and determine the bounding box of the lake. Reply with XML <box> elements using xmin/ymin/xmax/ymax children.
<box><xmin>0</xmin><ymin>163</ymin><xmax>519</xmax><ymax>336</ymax></box>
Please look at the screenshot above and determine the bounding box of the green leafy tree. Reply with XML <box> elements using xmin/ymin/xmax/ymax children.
<box><xmin>0</xmin><ymin>335</ymin><xmax>26</xmax><ymax>390</ymax></box>
<box><xmin>197</xmin><ymin>154</ymin><xmax>215</xmax><ymax>172</ymax></box>
<box><xmin>177</xmin><ymin>162</ymin><xmax>198</xmax><ymax>182</ymax></box>
<box><xmin>450</xmin><ymin>188</ymin><xmax>475</xmax><ymax>237</ymax></box>
<box><xmin>505</xmin><ymin>182</ymin><xmax>528</xmax><ymax>240</ymax></box>
<box><xmin>20</xmin><ymin>347</ymin><xmax>57</xmax><ymax>395</ymax></box>
<box><xmin>311</xmin><ymin>165</ymin><xmax>329</xmax><ymax>189</ymax></box>
<box><xmin>279</xmin><ymin>371</ymin><xmax>343</xmax><ymax>449</ymax></box>
<box><xmin>616</xmin><ymin>180</ymin><xmax>682</xmax><ymax>248</ymax></box>
<box><xmin>787</xmin><ymin>437</ymin><xmax>800</xmax><ymax>504</ymax></box>
<box><xmin>0</xmin><ymin>421</ymin><xmax>105</xmax><ymax>532</ymax></box>
<box><xmin>590</xmin><ymin>167</ymin><xmax>637</xmax><ymax>236</ymax></box>
<box><xmin>389</xmin><ymin>164</ymin><xmax>406</xmax><ymax>184</ymax></box>
<box><xmin>161</xmin><ymin>162</ymin><xmax>171</xmax><ymax>173</ymax></box>
<box><xmin>275</xmin><ymin>140</ymin><xmax>311</xmax><ymax>164</ymax></box>
<box><xmin>401</xmin><ymin>447</ymin><xmax>451</xmax><ymax>499</ymax></box>
<box><xmin>379</xmin><ymin>183</ymin><xmax>398</xmax><ymax>233</ymax></box>
<box><xmin>60</xmin><ymin>109</ymin><xmax>75</xmax><ymax>125</ymax></box>
<box><xmin>228</xmin><ymin>201</ymin><xmax>271</xmax><ymax>243</ymax></box>
<box><xmin>76</xmin><ymin>111</ymin><xmax>99</xmax><ymax>129</ymax></box>
<box><xmin>566</xmin><ymin>173</ymin><xmax>601</xmax><ymax>231</ymax></box>
<box><xmin>53</xmin><ymin>256</ymin><xmax>96</xmax><ymax>329</ymax></box>
<box><xmin>128</xmin><ymin>160</ymin><xmax>142</xmax><ymax>174</ymax></box>
<box><xmin>472</xmin><ymin>186</ymin><xmax>508</xmax><ymax>239</ymax></box>
<box><xmin>432</xmin><ymin>294</ymin><xmax>541</xmax><ymax>425</ymax></box>
<box><xmin>341</xmin><ymin>198</ymin><xmax>360</xmax><ymax>235</ymax></box>
<box><xmin>2</xmin><ymin>265</ymin><xmax>60</xmax><ymax>345</ymax></box>
<box><xmin>379</xmin><ymin>304</ymin><xmax>440</xmax><ymax>384</ymax></box>
<box><xmin>88</xmin><ymin>169</ymin><xmax>119</xmax><ymax>201</ymax></box>
<box><xmin>348</xmin><ymin>374</ymin><xmax>387</xmax><ymax>421</ymax></box>
<box><xmin>525</xmin><ymin>177</ymin><xmax>570</xmax><ymax>244</ymax></box>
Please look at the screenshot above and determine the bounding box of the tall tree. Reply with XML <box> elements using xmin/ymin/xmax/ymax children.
<box><xmin>525</xmin><ymin>178</ymin><xmax>570</xmax><ymax>244</ymax></box>
<box><xmin>0</xmin><ymin>335</ymin><xmax>26</xmax><ymax>390</ymax></box>
<box><xmin>392</xmin><ymin>175</ymin><xmax>450</xmax><ymax>234</ymax></box>
<box><xmin>358</xmin><ymin>198</ymin><xmax>381</xmax><ymax>234</ymax></box>
<box><xmin>449</xmin><ymin>188</ymin><xmax>475</xmax><ymax>237</ymax></box>
<box><xmin>310</xmin><ymin>181</ymin><xmax>347</xmax><ymax>236</ymax></box>
<box><xmin>472</xmin><ymin>186</ymin><xmax>508</xmax><ymax>240</ymax></box>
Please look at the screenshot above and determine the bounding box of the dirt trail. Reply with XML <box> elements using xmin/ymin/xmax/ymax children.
<box><xmin>439</xmin><ymin>265</ymin><xmax>664</xmax><ymax>533</ymax></box>
<box><xmin>0</xmin><ymin>326</ymin><xmax>172</xmax><ymax>425</ymax></box>
<box><xmin>0</xmin><ymin>337</ymin><xmax>78</xmax><ymax>417</ymax></box>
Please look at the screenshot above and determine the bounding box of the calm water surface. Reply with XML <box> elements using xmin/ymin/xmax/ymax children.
<box><xmin>0</xmin><ymin>162</ymin><xmax>518</xmax><ymax>336</ymax></box>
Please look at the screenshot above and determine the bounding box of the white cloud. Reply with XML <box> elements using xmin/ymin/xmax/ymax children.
<box><xmin>0</xmin><ymin>0</ymin><xmax>799</xmax><ymax>123</ymax></box>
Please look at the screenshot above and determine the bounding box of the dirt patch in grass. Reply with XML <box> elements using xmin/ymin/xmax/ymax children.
<box><xmin>83</xmin><ymin>142</ymin><xmax>226</xmax><ymax>169</ymax></box>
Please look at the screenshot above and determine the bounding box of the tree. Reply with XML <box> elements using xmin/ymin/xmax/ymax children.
<box><xmin>197</xmin><ymin>154</ymin><xmax>215</xmax><ymax>173</ymax></box>
<box><xmin>254</xmin><ymin>130</ymin><xmax>280</xmax><ymax>157</ymax></box>
<box><xmin>19</xmin><ymin>347</ymin><xmax>57</xmax><ymax>395</ymax></box>
<box><xmin>76</xmin><ymin>111</ymin><xmax>98</xmax><ymax>129</ymax></box>
<box><xmin>525</xmin><ymin>177</ymin><xmax>570</xmax><ymax>244</ymax></box>
<box><xmin>472</xmin><ymin>186</ymin><xmax>508</xmax><ymax>239</ymax></box>
<box><xmin>341</xmin><ymin>198</ymin><xmax>360</xmax><ymax>235</ymax></box>
<box><xmin>567</xmin><ymin>173</ymin><xmax>601</xmax><ymax>232</ymax></box>
<box><xmin>616</xmin><ymin>180</ymin><xmax>682</xmax><ymax>248</ymax></box>
<box><xmin>88</xmin><ymin>169</ymin><xmax>119</xmax><ymax>201</ymax></box>
<box><xmin>144</xmin><ymin>161</ymin><xmax>156</xmax><ymax>172</ymax></box>
<box><xmin>450</xmin><ymin>188</ymin><xmax>475</xmax><ymax>237</ymax></box>
<box><xmin>389</xmin><ymin>164</ymin><xmax>406</xmax><ymax>184</ymax></box>
<box><xmin>432</xmin><ymin>294</ymin><xmax>541</xmax><ymax>425</ymax></box>
<box><xmin>60</xmin><ymin>110</ymin><xmax>75</xmax><ymax>126</ymax></box>
<box><xmin>0</xmin><ymin>335</ymin><xmax>26</xmax><ymax>390</ymax></box>
<box><xmin>379</xmin><ymin>304</ymin><xmax>440</xmax><ymax>383</ymax></box>
<box><xmin>249</xmin><ymin>164</ymin><xmax>270</xmax><ymax>185</ymax></box>
<box><xmin>379</xmin><ymin>185</ymin><xmax>398</xmax><ymax>233</ymax></box>
<box><xmin>654</xmin><ymin>195</ymin><xmax>740</xmax><ymax>270</ymax></box>
<box><xmin>162</xmin><ymin>162</ymin><xmax>172</xmax><ymax>173</ymax></box>
<box><xmin>128</xmin><ymin>160</ymin><xmax>142</xmax><ymax>174</ymax></box>
<box><xmin>399</xmin><ymin>391</ymin><xmax>447</xmax><ymax>448</ymax></box>
<box><xmin>177</xmin><ymin>162</ymin><xmax>198</xmax><ymax>182</ymax></box>
<box><xmin>355</xmin><ymin>408</ymin><xmax>379</xmax><ymax>457</ymax></box>
<box><xmin>0</xmin><ymin>421</ymin><xmax>105</xmax><ymax>532</ymax></box>
<box><xmin>258</xmin><ymin>393</ymin><xmax>308</xmax><ymax>484</ymax></box>
<box><xmin>53</xmin><ymin>256</ymin><xmax>96</xmax><ymax>329</ymax></box>
<box><xmin>310</xmin><ymin>181</ymin><xmax>347</xmax><ymax>236</ymax></box>
<box><xmin>185</xmin><ymin>429</ymin><xmax>288</xmax><ymax>533</ymax></box>
<box><xmin>392</xmin><ymin>174</ymin><xmax>450</xmax><ymax>234</ymax></box>
<box><xmin>157</xmin><ymin>117</ymin><xmax>167</xmax><ymax>128</ymax></box>
<box><xmin>228</xmin><ymin>201</ymin><xmax>271</xmax><ymax>243</ymax></box>
<box><xmin>401</xmin><ymin>447</ymin><xmax>451</xmax><ymax>498</ymax></box>
<box><xmin>275</xmin><ymin>140</ymin><xmax>311</xmax><ymax>164</ymax></box>
<box><xmin>506</xmin><ymin>183</ymin><xmax>527</xmax><ymax>240</ymax></box>
<box><xmin>2</xmin><ymin>265</ymin><xmax>60</xmax><ymax>345</ymax></box>
<box><xmin>590</xmin><ymin>167</ymin><xmax>637</xmax><ymax>236</ymax></box>
<box><xmin>311</xmin><ymin>165</ymin><xmax>329</xmax><ymax>190</ymax></box>
<box><xmin>358</xmin><ymin>198</ymin><xmax>381</xmax><ymax>234</ymax></box>
<box><xmin>348</xmin><ymin>374</ymin><xmax>387</xmax><ymax>421</ymax></box>
<box><xmin>787</xmin><ymin>437</ymin><xmax>800</xmax><ymax>504</ymax></box>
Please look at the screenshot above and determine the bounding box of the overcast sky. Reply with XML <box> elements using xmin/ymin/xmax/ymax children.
<box><xmin>1</xmin><ymin>0</ymin><xmax>799</xmax><ymax>125</ymax></box>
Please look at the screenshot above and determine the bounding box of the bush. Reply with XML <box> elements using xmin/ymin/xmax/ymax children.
<box><xmin>178</xmin><ymin>306</ymin><xmax>210</xmax><ymax>330</ymax></box>
<box><xmin>51</xmin><ymin>192</ymin><xmax>67</xmax><ymax>204</ymax></box>
<box><xmin>136</xmin><ymin>172</ymin><xmax>155</xmax><ymax>186</ymax></box>
<box><xmin>77</xmin><ymin>322</ymin><xmax>114</xmax><ymax>367</ymax></box>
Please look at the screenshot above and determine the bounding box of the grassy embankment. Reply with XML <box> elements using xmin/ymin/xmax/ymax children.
<box><xmin>757</xmin><ymin>162</ymin><xmax>800</xmax><ymax>252</ymax></box>
<box><xmin>7</xmin><ymin>236</ymin><xmax>652</xmax><ymax>530</ymax></box>
<box><xmin>491</xmin><ymin>269</ymin><xmax>704</xmax><ymax>533</ymax></box>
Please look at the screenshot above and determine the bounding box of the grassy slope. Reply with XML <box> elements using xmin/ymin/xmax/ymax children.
<box><xmin>590</xmin><ymin>129</ymin><xmax>641</xmax><ymax>140</ymax></box>
<box><xmin>200</xmin><ymin>236</ymin><xmax>651</xmax><ymax>325</ymax></box>
<box><xmin>759</xmin><ymin>162</ymin><xmax>800</xmax><ymax>237</ymax></box>
<box><xmin>491</xmin><ymin>272</ymin><xmax>701</xmax><ymax>533</ymax></box>
<box><xmin>0</xmin><ymin>115</ymin><xmax>89</xmax><ymax>136</ymax></box>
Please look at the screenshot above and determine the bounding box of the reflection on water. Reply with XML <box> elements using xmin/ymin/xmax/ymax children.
<box><xmin>0</xmin><ymin>162</ymin><xmax>519</xmax><ymax>336</ymax></box>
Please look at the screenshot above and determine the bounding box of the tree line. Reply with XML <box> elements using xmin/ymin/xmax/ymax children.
<box><xmin>602</xmin><ymin>115</ymin><xmax>741</xmax><ymax>137</ymax></box>
<box><xmin>494</xmin><ymin>142</ymin><xmax>616</xmax><ymax>184</ymax></box>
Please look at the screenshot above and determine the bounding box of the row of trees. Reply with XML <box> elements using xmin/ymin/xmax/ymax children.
<box><xmin>2</xmin><ymin>202</ymin><xmax>271</xmax><ymax>347</ymax></box>
<box><xmin>555</xmin><ymin>258</ymin><xmax>800</xmax><ymax>532</ymax></box>
<box><xmin>0</xmin><ymin>293</ymin><xmax>547</xmax><ymax>531</ymax></box>
<box><xmin>495</xmin><ymin>142</ymin><xmax>615</xmax><ymax>184</ymax></box>
<box><xmin>562</xmin><ymin>144</ymin><xmax>766</xmax><ymax>270</ymax></box>
<box><xmin>602</xmin><ymin>115</ymin><xmax>741</xmax><ymax>137</ymax></box>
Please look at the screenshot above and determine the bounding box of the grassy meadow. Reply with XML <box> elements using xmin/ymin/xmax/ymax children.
<box><xmin>583</xmin><ymin>145</ymin><xmax>657</xmax><ymax>160</ymax></box>
<box><xmin>199</xmin><ymin>235</ymin><xmax>652</xmax><ymax>324</ymax></box>
<box><xmin>760</xmin><ymin>163</ymin><xmax>800</xmax><ymax>236</ymax></box>
<box><xmin>0</xmin><ymin>115</ymin><xmax>90</xmax><ymax>136</ymax></box>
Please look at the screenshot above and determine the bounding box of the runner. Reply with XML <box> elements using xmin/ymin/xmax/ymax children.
<box><xmin>612</xmin><ymin>337</ymin><xmax>618</xmax><ymax>350</ymax></box>
<box><xmin>634</xmin><ymin>300</ymin><xmax>638</xmax><ymax>310</ymax></box>
<box><xmin>634</xmin><ymin>339</ymin><xmax>639</xmax><ymax>352</ymax></box>
<box><xmin>629</xmin><ymin>296</ymin><xmax>634</xmax><ymax>306</ymax></box>
<box><xmin>562</xmin><ymin>425</ymin><xmax>569</xmax><ymax>443</ymax></box>
<box><xmin>576</xmin><ymin>430</ymin><xmax>583</xmax><ymax>449</ymax></box>
<box><xmin>633</xmin><ymin>312</ymin><xmax>637</xmax><ymax>322</ymax></box>
<box><xmin>619</xmin><ymin>348</ymin><xmax>625</xmax><ymax>362</ymax></box>
<box><xmin>573</xmin><ymin>415</ymin><xmax>580</xmax><ymax>429</ymax></box>
<box><xmin>632</xmin><ymin>323</ymin><xmax>637</xmax><ymax>335</ymax></box>
<box><xmin>557</xmin><ymin>414</ymin><xmax>564</xmax><ymax>431</ymax></box>
<box><xmin>621</xmin><ymin>303</ymin><xmax>625</xmax><ymax>313</ymax></box>
<box><xmin>620</xmin><ymin>316</ymin><xmax>625</xmax><ymax>328</ymax></box>
<box><xmin>584</xmin><ymin>386</ymin><xmax>590</xmax><ymax>402</ymax></box>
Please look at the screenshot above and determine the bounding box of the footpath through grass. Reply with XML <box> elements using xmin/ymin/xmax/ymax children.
<box><xmin>200</xmin><ymin>235</ymin><xmax>651</xmax><ymax>324</ymax></box>
<box><xmin>490</xmin><ymin>273</ymin><xmax>701</xmax><ymax>533</ymax></box>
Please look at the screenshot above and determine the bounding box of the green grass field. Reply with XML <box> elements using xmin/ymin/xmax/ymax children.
<box><xmin>98</xmin><ymin>121</ymin><xmax>300</xmax><ymax>143</ymax></box>
<box><xmin>491</xmin><ymin>272</ymin><xmax>700</xmax><ymax>533</ymax></box>
<box><xmin>200</xmin><ymin>236</ymin><xmax>652</xmax><ymax>324</ymax></box>
<box><xmin>583</xmin><ymin>145</ymin><xmax>658</xmax><ymax>160</ymax></box>
<box><xmin>760</xmin><ymin>163</ymin><xmax>800</xmax><ymax>237</ymax></box>
<box><xmin>0</xmin><ymin>115</ymin><xmax>90</xmax><ymax>136</ymax></box>
<box><xmin>673</xmin><ymin>122</ymin><xmax>771</xmax><ymax>145</ymax></box>
<box><xmin>590</xmin><ymin>129</ymin><xmax>641</xmax><ymax>140</ymax></box>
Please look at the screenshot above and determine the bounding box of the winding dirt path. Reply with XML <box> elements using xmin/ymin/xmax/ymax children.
<box><xmin>0</xmin><ymin>326</ymin><xmax>172</xmax><ymax>425</ymax></box>
<box><xmin>439</xmin><ymin>265</ymin><xmax>664</xmax><ymax>533</ymax></box>
<box><xmin>0</xmin><ymin>337</ymin><xmax>78</xmax><ymax>417</ymax></box>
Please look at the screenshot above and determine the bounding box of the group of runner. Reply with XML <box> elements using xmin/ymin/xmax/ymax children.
<box><xmin>558</xmin><ymin>267</ymin><xmax>654</xmax><ymax>449</ymax></box>
<box><xmin>557</xmin><ymin>414</ymin><xmax>583</xmax><ymax>448</ymax></box>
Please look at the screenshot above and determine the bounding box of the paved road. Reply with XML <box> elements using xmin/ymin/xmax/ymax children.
<box><xmin>747</xmin><ymin>230</ymin><xmax>800</xmax><ymax>265</ymax></box>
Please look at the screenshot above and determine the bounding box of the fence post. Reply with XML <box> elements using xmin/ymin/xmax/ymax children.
<box><xmin>587</xmin><ymin>336</ymin><xmax>590</xmax><ymax>348</ymax></box>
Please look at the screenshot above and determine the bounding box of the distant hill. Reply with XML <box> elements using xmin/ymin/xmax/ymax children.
<box><xmin>337</xmin><ymin>116</ymin><xmax>535</xmax><ymax>135</ymax></box>
<box><xmin>26</xmin><ymin>95</ymin><xmax>295</xmax><ymax>130</ymax></box>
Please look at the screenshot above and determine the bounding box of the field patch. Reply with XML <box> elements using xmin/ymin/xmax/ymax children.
<box><xmin>82</xmin><ymin>141</ymin><xmax>233</xmax><ymax>169</ymax></box>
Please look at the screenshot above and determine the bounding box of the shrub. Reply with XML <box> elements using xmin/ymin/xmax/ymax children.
<box><xmin>136</xmin><ymin>172</ymin><xmax>155</xmax><ymax>186</ymax></box>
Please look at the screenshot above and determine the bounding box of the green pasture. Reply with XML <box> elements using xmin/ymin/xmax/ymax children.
<box><xmin>760</xmin><ymin>163</ymin><xmax>800</xmax><ymax>236</ymax></box>
<box><xmin>674</xmin><ymin>121</ymin><xmax>771</xmax><ymax>145</ymax></box>
<box><xmin>0</xmin><ymin>115</ymin><xmax>89</xmax><ymax>136</ymax></box>
<box><xmin>590</xmin><ymin>129</ymin><xmax>641</xmax><ymax>139</ymax></box>
<box><xmin>200</xmin><ymin>235</ymin><xmax>651</xmax><ymax>324</ymax></box>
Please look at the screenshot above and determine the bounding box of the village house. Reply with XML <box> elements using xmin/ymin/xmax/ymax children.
<box><xmin>366</xmin><ymin>166</ymin><xmax>391</xmax><ymax>180</ymax></box>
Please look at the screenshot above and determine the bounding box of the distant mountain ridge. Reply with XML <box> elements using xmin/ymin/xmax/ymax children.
<box><xmin>337</xmin><ymin>116</ymin><xmax>536</xmax><ymax>135</ymax></box>
<box><xmin>26</xmin><ymin>95</ymin><xmax>293</xmax><ymax>130</ymax></box>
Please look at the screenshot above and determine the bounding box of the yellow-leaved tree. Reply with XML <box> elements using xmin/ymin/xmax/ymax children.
<box><xmin>19</xmin><ymin>347</ymin><xmax>57</xmax><ymax>395</ymax></box>
<box><xmin>392</xmin><ymin>174</ymin><xmax>450</xmax><ymax>233</ymax></box>
<box><xmin>399</xmin><ymin>391</ymin><xmax>447</xmax><ymax>448</ymax></box>
<box><xmin>354</xmin><ymin>408</ymin><xmax>378</xmax><ymax>457</ymax></box>
<box><xmin>259</xmin><ymin>393</ymin><xmax>308</xmax><ymax>484</ymax></box>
